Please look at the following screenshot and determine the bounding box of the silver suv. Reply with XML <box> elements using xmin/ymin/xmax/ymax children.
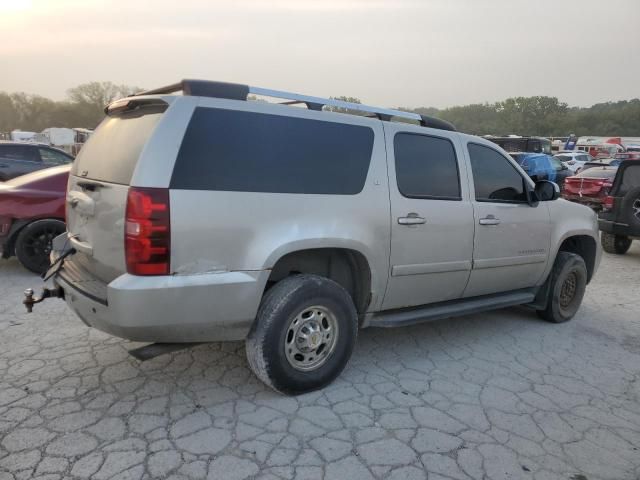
<box><xmin>30</xmin><ymin>80</ymin><xmax>601</xmax><ymax>395</ymax></box>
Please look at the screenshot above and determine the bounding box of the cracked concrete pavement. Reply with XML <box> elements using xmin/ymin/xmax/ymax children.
<box><xmin>1</xmin><ymin>245</ymin><xmax>639</xmax><ymax>480</ymax></box>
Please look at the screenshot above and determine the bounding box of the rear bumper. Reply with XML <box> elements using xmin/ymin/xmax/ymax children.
<box><xmin>562</xmin><ymin>194</ymin><xmax>604</xmax><ymax>210</ymax></box>
<box><xmin>598</xmin><ymin>219</ymin><xmax>640</xmax><ymax>238</ymax></box>
<box><xmin>54</xmin><ymin>256</ymin><xmax>269</xmax><ymax>343</ymax></box>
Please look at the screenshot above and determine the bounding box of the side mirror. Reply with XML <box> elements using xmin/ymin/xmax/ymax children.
<box><xmin>534</xmin><ymin>180</ymin><xmax>560</xmax><ymax>201</ymax></box>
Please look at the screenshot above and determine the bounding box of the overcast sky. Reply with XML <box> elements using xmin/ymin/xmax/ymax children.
<box><xmin>1</xmin><ymin>0</ymin><xmax>638</xmax><ymax>108</ymax></box>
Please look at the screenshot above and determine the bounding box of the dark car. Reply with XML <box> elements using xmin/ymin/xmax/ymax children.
<box><xmin>562</xmin><ymin>166</ymin><xmax>618</xmax><ymax>211</ymax></box>
<box><xmin>509</xmin><ymin>152</ymin><xmax>572</xmax><ymax>187</ymax></box>
<box><xmin>0</xmin><ymin>141</ymin><xmax>73</xmax><ymax>181</ymax></box>
<box><xmin>598</xmin><ymin>160</ymin><xmax>640</xmax><ymax>254</ymax></box>
<box><xmin>0</xmin><ymin>165</ymin><xmax>69</xmax><ymax>273</ymax></box>
<box><xmin>486</xmin><ymin>136</ymin><xmax>552</xmax><ymax>155</ymax></box>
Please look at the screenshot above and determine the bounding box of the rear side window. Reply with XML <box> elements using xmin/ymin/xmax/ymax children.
<box><xmin>619</xmin><ymin>165</ymin><xmax>640</xmax><ymax>195</ymax></box>
<box><xmin>394</xmin><ymin>133</ymin><xmax>460</xmax><ymax>200</ymax></box>
<box><xmin>39</xmin><ymin>148</ymin><xmax>72</xmax><ymax>165</ymax></box>
<box><xmin>0</xmin><ymin>145</ymin><xmax>38</xmax><ymax>162</ymax></box>
<box><xmin>72</xmin><ymin>108</ymin><xmax>164</xmax><ymax>184</ymax></box>
<box><xmin>468</xmin><ymin>143</ymin><xmax>528</xmax><ymax>203</ymax></box>
<box><xmin>171</xmin><ymin>108</ymin><xmax>374</xmax><ymax>194</ymax></box>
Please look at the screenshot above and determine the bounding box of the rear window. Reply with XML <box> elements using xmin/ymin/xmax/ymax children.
<box><xmin>619</xmin><ymin>165</ymin><xmax>640</xmax><ymax>195</ymax></box>
<box><xmin>577</xmin><ymin>167</ymin><xmax>617</xmax><ymax>179</ymax></box>
<box><xmin>170</xmin><ymin>108</ymin><xmax>374</xmax><ymax>194</ymax></box>
<box><xmin>71</xmin><ymin>108</ymin><xmax>164</xmax><ymax>185</ymax></box>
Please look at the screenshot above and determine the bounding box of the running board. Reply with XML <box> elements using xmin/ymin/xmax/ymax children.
<box><xmin>365</xmin><ymin>289</ymin><xmax>536</xmax><ymax>328</ymax></box>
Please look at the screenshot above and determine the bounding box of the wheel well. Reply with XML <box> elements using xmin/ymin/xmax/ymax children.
<box><xmin>558</xmin><ymin>235</ymin><xmax>597</xmax><ymax>282</ymax></box>
<box><xmin>266</xmin><ymin>248</ymin><xmax>372</xmax><ymax>314</ymax></box>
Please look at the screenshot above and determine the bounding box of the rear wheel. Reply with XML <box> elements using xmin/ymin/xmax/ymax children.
<box><xmin>246</xmin><ymin>274</ymin><xmax>358</xmax><ymax>395</ymax></box>
<box><xmin>537</xmin><ymin>252</ymin><xmax>587</xmax><ymax>324</ymax></box>
<box><xmin>14</xmin><ymin>219</ymin><xmax>65</xmax><ymax>274</ymax></box>
<box><xmin>601</xmin><ymin>232</ymin><xmax>632</xmax><ymax>255</ymax></box>
<box><xmin>621</xmin><ymin>187</ymin><xmax>640</xmax><ymax>229</ymax></box>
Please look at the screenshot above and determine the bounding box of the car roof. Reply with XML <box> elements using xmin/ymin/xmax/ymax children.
<box><xmin>0</xmin><ymin>140</ymin><xmax>50</xmax><ymax>147</ymax></box>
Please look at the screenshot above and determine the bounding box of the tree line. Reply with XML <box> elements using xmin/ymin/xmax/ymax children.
<box><xmin>0</xmin><ymin>82</ymin><xmax>141</xmax><ymax>133</ymax></box>
<box><xmin>1</xmin><ymin>82</ymin><xmax>638</xmax><ymax>137</ymax></box>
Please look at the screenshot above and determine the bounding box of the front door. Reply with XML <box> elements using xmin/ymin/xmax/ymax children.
<box><xmin>382</xmin><ymin>126</ymin><xmax>474</xmax><ymax>311</ymax></box>
<box><xmin>463</xmin><ymin>142</ymin><xmax>551</xmax><ymax>297</ymax></box>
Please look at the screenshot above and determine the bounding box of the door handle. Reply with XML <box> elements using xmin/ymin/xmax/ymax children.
<box><xmin>479</xmin><ymin>215</ymin><xmax>501</xmax><ymax>226</ymax></box>
<box><xmin>398</xmin><ymin>213</ymin><xmax>426</xmax><ymax>226</ymax></box>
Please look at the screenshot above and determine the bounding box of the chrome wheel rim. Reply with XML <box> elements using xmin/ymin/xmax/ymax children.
<box><xmin>559</xmin><ymin>272</ymin><xmax>577</xmax><ymax>309</ymax></box>
<box><xmin>633</xmin><ymin>198</ymin><xmax>640</xmax><ymax>220</ymax></box>
<box><xmin>284</xmin><ymin>305</ymin><xmax>338</xmax><ymax>371</ymax></box>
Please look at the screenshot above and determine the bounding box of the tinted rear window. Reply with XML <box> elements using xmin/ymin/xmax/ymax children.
<box><xmin>577</xmin><ymin>167</ymin><xmax>617</xmax><ymax>179</ymax></box>
<box><xmin>71</xmin><ymin>108</ymin><xmax>164</xmax><ymax>184</ymax></box>
<box><xmin>170</xmin><ymin>108</ymin><xmax>374</xmax><ymax>194</ymax></box>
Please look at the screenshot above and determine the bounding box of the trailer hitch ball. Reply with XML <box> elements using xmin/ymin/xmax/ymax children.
<box><xmin>23</xmin><ymin>287</ymin><xmax>64</xmax><ymax>313</ymax></box>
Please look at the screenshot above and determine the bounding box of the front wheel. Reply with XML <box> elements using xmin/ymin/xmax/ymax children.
<box><xmin>537</xmin><ymin>252</ymin><xmax>587</xmax><ymax>324</ymax></box>
<box><xmin>246</xmin><ymin>274</ymin><xmax>358</xmax><ymax>395</ymax></box>
<box><xmin>14</xmin><ymin>219</ymin><xmax>66</xmax><ymax>274</ymax></box>
<box><xmin>601</xmin><ymin>232</ymin><xmax>632</xmax><ymax>255</ymax></box>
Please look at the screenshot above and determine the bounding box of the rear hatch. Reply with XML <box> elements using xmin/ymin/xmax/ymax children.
<box><xmin>563</xmin><ymin>167</ymin><xmax>617</xmax><ymax>198</ymax></box>
<box><xmin>65</xmin><ymin>100</ymin><xmax>167</xmax><ymax>283</ymax></box>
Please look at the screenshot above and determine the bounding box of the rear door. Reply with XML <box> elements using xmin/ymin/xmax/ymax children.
<box><xmin>463</xmin><ymin>142</ymin><xmax>551</xmax><ymax>297</ymax></box>
<box><xmin>65</xmin><ymin>102</ymin><xmax>168</xmax><ymax>283</ymax></box>
<box><xmin>381</xmin><ymin>125</ymin><xmax>474</xmax><ymax>310</ymax></box>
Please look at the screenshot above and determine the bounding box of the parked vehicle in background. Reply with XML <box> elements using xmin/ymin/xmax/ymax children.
<box><xmin>555</xmin><ymin>151</ymin><xmax>594</xmax><ymax>173</ymax></box>
<box><xmin>34</xmin><ymin>127</ymin><xmax>94</xmax><ymax>156</ymax></box>
<box><xmin>9</xmin><ymin>130</ymin><xmax>37</xmax><ymax>142</ymax></box>
<box><xmin>0</xmin><ymin>142</ymin><xmax>73</xmax><ymax>181</ymax></box>
<box><xmin>510</xmin><ymin>152</ymin><xmax>572</xmax><ymax>187</ymax></box>
<box><xmin>0</xmin><ymin>165</ymin><xmax>69</xmax><ymax>273</ymax></box>
<box><xmin>486</xmin><ymin>136</ymin><xmax>553</xmax><ymax>155</ymax></box>
<box><xmin>581</xmin><ymin>158</ymin><xmax>623</xmax><ymax>172</ymax></box>
<box><xmin>614</xmin><ymin>151</ymin><xmax>640</xmax><ymax>161</ymax></box>
<box><xmin>598</xmin><ymin>160</ymin><xmax>640</xmax><ymax>254</ymax></box>
<box><xmin>31</xmin><ymin>79</ymin><xmax>600</xmax><ymax>394</ymax></box>
<box><xmin>576</xmin><ymin>140</ymin><xmax>624</xmax><ymax>159</ymax></box>
<box><xmin>562</xmin><ymin>166</ymin><xmax>618</xmax><ymax>210</ymax></box>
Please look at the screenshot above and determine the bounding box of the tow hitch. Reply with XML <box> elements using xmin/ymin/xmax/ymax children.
<box><xmin>23</xmin><ymin>287</ymin><xmax>65</xmax><ymax>313</ymax></box>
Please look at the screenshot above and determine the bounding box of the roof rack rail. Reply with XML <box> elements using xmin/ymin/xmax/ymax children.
<box><xmin>134</xmin><ymin>79</ymin><xmax>457</xmax><ymax>132</ymax></box>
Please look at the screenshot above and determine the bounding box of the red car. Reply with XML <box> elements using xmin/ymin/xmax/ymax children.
<box><xmin>562</xmin><ymin>166</ymin><xmax>618</xmax><ymax>211</ymax></box>
<box><xmin>0</xmin><ymin>165</ymin><xmax>69</xmax><ymax>273</ymax></box>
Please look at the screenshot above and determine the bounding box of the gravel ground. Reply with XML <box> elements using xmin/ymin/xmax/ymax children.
<box><xmin>0</xmin><ymin>245</ymin><xmax>639</xmax><ymax>480</ymax></box>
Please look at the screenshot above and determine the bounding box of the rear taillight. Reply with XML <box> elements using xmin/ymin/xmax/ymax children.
<box><xmin>603</xmin><ymin>195</ymin><xmax>615</xmax><ymax>211</ymax></box>
<box><xmin>125</xmin><ymin>187</ymin><xmax>170</xmax><ymax>275</ymax></box>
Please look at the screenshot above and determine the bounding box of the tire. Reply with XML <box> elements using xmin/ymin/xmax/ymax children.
<box><xmin>14</xmin><ymin>219</ymin><xmax>66</xmax><ymax>274</ymax></box>
<box><xmin>536</xmin><ymin>252</ymin><xmax>587</xmax><ymax>324</ymax></box>
<box><xmin>600</xmin><ymin>232</ymin><xmax>632</xmax><ymax>255</ymax></box>
<box><xmin>246</xmin><ymin>274</ymin><xmax>358</xmax><ymax>395</ymax></box>
<box><xmin>620</xmin><ymin>186</ymin><xmax>640</xmax><ymax>228</ymax></box>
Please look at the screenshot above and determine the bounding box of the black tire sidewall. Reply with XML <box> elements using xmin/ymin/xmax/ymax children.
<box><xmin>614</xmin><ymin>235</ymin><xmax>632</xmax><ymax>254</ymax></box>
<box><xmin>255</xmin><ymin>275</ymin><xmax>357</xmax><ymax>395</ymax></box>
<box><xmin>621</xmin><ymin>187</ymin><xmax>640</xmax><ymax>228</ymax></box>
<box><xmin>546</xmin><ymin>253</ymin><xmax>587</xmax><ymax>323</ymax></box>
<box><xmin>14</xmin><ymin>219</ymin><xmax>65</xmax><ymax>274</ymax></box>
